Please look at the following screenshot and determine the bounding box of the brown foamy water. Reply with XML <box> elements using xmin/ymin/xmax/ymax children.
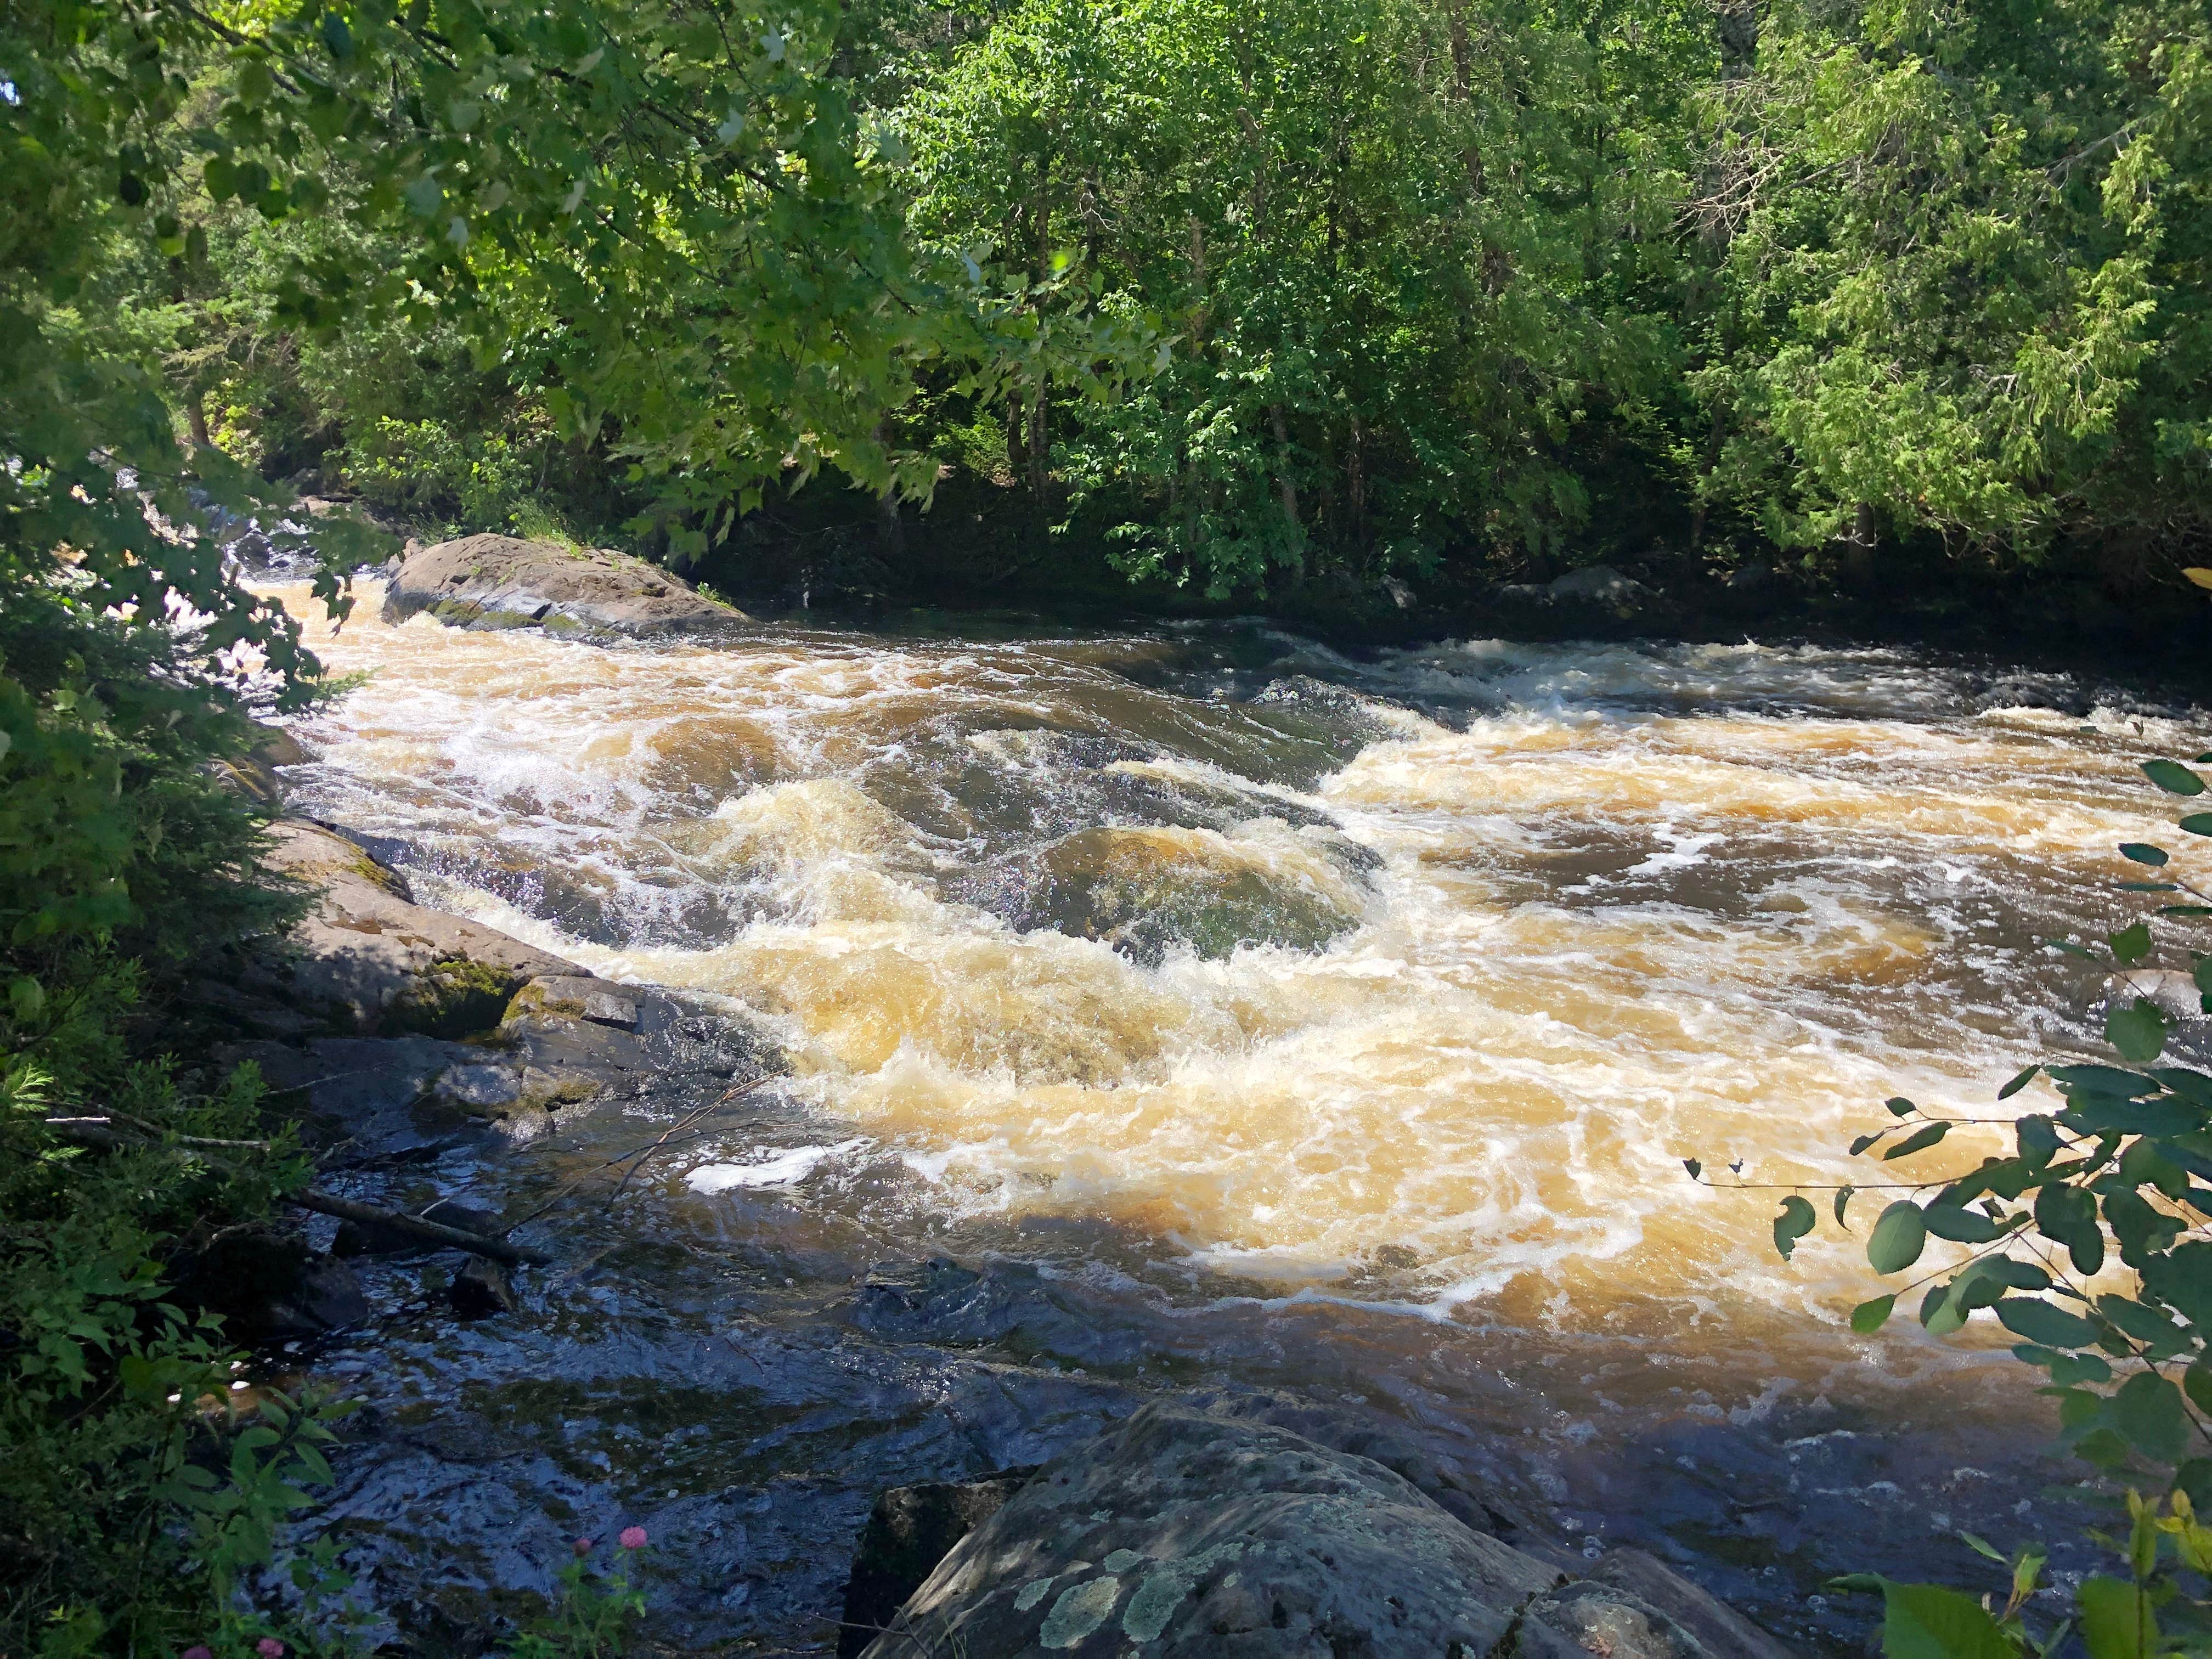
<box><xmin>267</xmin><ymin>582</ymin><xmax>2207</xmax><ymax>1406</ymax></box>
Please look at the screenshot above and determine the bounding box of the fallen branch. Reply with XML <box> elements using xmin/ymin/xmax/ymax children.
<box><xmin>41</xmin><ymin>1116</ymin><xmax>548</xmax><ymax>1267</ymax></box>
<box><xmin>287</xmin><ymin>1189</ymin><xmax>549</xmax><ymax>1267</ymax></box>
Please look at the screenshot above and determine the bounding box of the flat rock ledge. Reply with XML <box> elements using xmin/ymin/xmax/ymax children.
<box><xmin>203</xmin><ymin>819</ymin><xmax>770</xmax><ymax>1147</ymax></box>
<box><xmin>248</xmin><ymin>819</ymin><xmax>584</xmax><ymax>1039</ymax></box>
<box><xmin>856</xmin><ymin>1403</ymin><xmax>1794</xmax><ymax>1659</ymax></box>
<box><xmin>382</xmin><ymin>533</ymin><xmax>742</xmax><ymax>635</ymax></box>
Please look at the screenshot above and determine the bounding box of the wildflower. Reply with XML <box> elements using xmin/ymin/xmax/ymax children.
<box><xmin>258</xmin><ymin>1640</ymin><xmax>286</xmax><ymax>1658</ymax></box>
<box><xmin>182</xmin><ymin>1647</ymin><xmax>212</xmax><ymax>1659</ymax></box>
<box><xmin>229</xmin><ymin>1379</ymin><xmax>249</xmax><ymax>1391</ymax></box>
<box><xmin>573</xmin><ymin>1537</ymin><xmax>594</xmax><ymax>1556</ymax></box>
<box><xmin>618</xmin><ymin>1526</ymin><xmax>647</xmax><ymax>1550</ymax></box>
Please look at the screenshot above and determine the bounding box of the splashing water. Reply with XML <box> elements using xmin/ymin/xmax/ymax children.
<box><xmin>267</xmin><ymin>583</ymin><xmax>2206</xmax><ymax>1644</ymax></box>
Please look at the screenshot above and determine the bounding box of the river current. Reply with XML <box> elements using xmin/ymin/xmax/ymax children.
<box><xmin>261</xmin><ymin>581</ymin><xmax>2208</xmax><ymax>1652</ymax></box>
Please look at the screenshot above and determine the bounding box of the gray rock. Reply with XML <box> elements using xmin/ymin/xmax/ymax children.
<box><xmin>381</xmin><ymin>534</ymin><xmax>743</xmax><ymax>635</ymax></box>
<box><xmin>864</xmin><ymin>1405</ymin><xmax>1791</xmax><ymax>1659</ymax></box>
<box><xmin>513</xmin><ymin>975</ymin><xmax>641</xmax><ymax>1030</ymax></box>
<box><xmin>1533</xmin><ymin>1581</ymin><xmax>1706</xmax><ymax>1659</ymax></box>
<box><xmin>1547</xmin><ymin>565</ymin><xmax>1651</xmax><ymax>608</ymax></box>
<box><xmin>839</xmin><ymin>1470</ymin><xmax>1040</xmax><ymax>1658</ymax></box>
<box><xmin>1588</xmin><ymin>1549</ymin><xmax>1797</xmax><ymax>1659</ymax></box>
<box><xmin>865</xmin><ymin>1404</ymin><xmax>1565</xmax><ymax>1658</ymax></box>
<box><xmin>450</xmin><ymin>1256</ymin><xmax>517</xmax><ymax>1319</ymax></box>
<box><xmin>255</xmin><ymin>819</ymin><xmax>585</xmax><ymax>1037</ymax></box>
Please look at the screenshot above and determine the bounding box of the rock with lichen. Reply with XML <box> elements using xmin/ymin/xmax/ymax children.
<box><xmin>381</xmin><ymin>533</ymin><xmax>743</xmax><ymax>635</ymax></box>
<box><xmin>860</xmin><ymin>1404</ymin><xmax>1792</xmax><ymax>1659</ymax></box>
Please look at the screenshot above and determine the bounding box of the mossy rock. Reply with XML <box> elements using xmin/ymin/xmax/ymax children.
<box><xmin>387</xmin><ymin>957</ymin><xmax>524</xmax><ymax>1039</ymax></box>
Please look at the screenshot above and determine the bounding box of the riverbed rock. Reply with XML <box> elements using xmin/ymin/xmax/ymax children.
<box><xmin>1548</xmin><ymin>565</ymin><xmax>1652</xmax><ymax>611</ymax></box>
<box><xmin>170</xmin><ymin>1229</ymin><xmax>369</xmax><ymax>1341</ymax></box>
<box><xmin>382</xmin><ymin>534</ymin><xmax>743</xmax><ymax>635</ymax></box>
<box><xmin>861</xmin><ymin>1403</ymin><xmax>1790</xmax><ymax>1659</ymax></box>
<box><xmin>973</xmin><ymin>823</ymin><xmax>1369</xmax><ymax>965</ymax></box>
<box><xmin>253</xmin><ymin>819</ymin><xmax>586</xmax><ymax>1037</ymax></box>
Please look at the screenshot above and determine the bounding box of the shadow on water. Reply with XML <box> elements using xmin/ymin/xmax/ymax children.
<box><xmin>253</xmin><ymin>599</ymin><xmax>2203</xmax><ymax>1655</ymax></box>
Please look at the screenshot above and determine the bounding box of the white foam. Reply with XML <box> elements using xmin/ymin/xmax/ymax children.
<box><xmin>686</xmin><ymin>1139</ymin><xmax>868</xmax><ymax>1193</ymax></box>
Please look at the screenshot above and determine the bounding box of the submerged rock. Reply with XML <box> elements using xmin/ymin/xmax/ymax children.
<box><xmin>973</xmin><ymin>823</ymin><xmax>1369</xmax><ymax>964</ymax></box>
<box><xmin>862</xmin><ymin>1403</ymin><xmax>1791</xmax><ymax>1659</ymax></box>
<box><xmin>382</xmin><ymin>533</ymin><xmax>742</xmax><ymax>635</ymax></box>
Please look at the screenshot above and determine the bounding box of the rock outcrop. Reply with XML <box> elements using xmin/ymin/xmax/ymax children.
<box><xmin>252</xmin><ymin>819</ymin><xmax>585</xmax><ymax>1038</ymax></box>
<box><xmin>381</xmin><ymin>534</ymin><xmax>741</xmax><ymax>635</ymax></box>
<box><xmin>859</xmin><ymin>1403</ymin><xmax>1791</xmax><ymax>1659</ymax></box>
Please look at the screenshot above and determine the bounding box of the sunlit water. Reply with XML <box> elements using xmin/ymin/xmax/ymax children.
<box><xmin>263</xmin><ymin>582</ymin><xmax>2209</xmax><ymax>1650</ymax></box>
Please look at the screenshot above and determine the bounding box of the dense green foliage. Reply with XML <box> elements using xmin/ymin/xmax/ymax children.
<box><xmin>0</xmin><ymin>592</ymin><xmax>350</xmax><ymax>1655</ymax></box>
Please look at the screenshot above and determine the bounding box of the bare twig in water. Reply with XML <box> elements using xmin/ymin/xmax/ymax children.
<box><xmin>41</xmin><ymin>1115</ymin><xmax>548</xmax><ymax>1266</ymax></box>
<box><xmin>500</xmin><ymin>1074</ymin><xmax>770</xmax><ymax>1231</ymax></box>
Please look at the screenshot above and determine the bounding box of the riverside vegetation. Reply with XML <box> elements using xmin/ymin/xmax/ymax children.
<box><xmin>3</xmin><ymin>0</ymin><xmax>2211</xmax><ymax>1650</ymax></box>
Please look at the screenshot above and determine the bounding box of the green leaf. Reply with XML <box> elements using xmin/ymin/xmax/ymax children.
<box><xmin>1773</xmin><ymin>1195</ymin><xmax>1816</xmax><ymax>1261</ymax></box>
<box><xmin>1922</xmin><ymin>1280</ymin><xmax>1965</xmax><ymax>1336</ymax></box>
<box><xmin>1995</xmin><ymin>1297</ymin><xmax>2100</xmax><ymax>1350</ymax></box>
<box><xmin>2187</xmin><ymin>1364</ymin><xmax>2212</xmax><ymax>1417</ymax></box>
<box><xmin>1682</xmin><ymin>1158</ymin><xmax>1701</xmax><ymax>1180</ymax></box>
<box><xmin>2107</xmin><ymin>1000</ymin><xmax>2169</xmax><ymax>1064</ymax></box>
<box><xmin>2178</xmin><ymin>814</ymin><xmax>2212</xmax><ymax>837</ymax></box>
<box><xmin>1884</xmin><ymin>1122</ymin><xmax>1950</xmax><ymax>1160</ymax></box>
<box><xmin>1868</xmin><ymin>1202</ymin><xmax>1929</xmax><ymax>1274</ymax></box>
<box><xmin>2106</xmin><ymin>1371</ymin><xmax>2194</xmax><ymax>1460</ymax></box>
<box><xmin>1999</xmin><ymin>1065</ymin><xmax>2040</xmax><ymax>1101</ymax></box>
<box><xmin>1872</xmin><ymin>1579</ymin><xmax>2017</xmax><ymax>1659</ymax></box>
<box><xmin>1925</xmin><ymin>1204</ymin><xmax>2005</xmax><ymax>1243</ymax></box>
<box><xmin>1851</xmin><ymin>1294</ymin><xmax>1895</xmax><ymax>1333</ymax></box>
<box><xmin>2080</xmin><ymin>1576</ymin><xmax>2157</xmax><ymax>1659</ymax></box>
<box><xmin>2050</xmin><ymin>1352</ymin><xmax>2114</xmax><ymax>1386</ymax></box>
<box><xmin>2120</xmin><ymin>844</ymin><xmax>2170</xmax><ymax>867</ymax></box>
<box><xmin>1886</xmin><ymin>1096</ymin><xmax>1918</xmax><ymax>1119</ymax></box>
<box><xmin>1834</xmin><ymin>1184</ymin><xmax>1855</xmax><ymax>1228</ymax></box>
<box><xmin>2144</xmin><ymin>760</ymin><xmax>2206</xmax><ymax>797</ymax></box>
<box><xmin>2110</xmin><ymin>923</ymin><xmax>2154</xmax><ymax>965</ymax></box>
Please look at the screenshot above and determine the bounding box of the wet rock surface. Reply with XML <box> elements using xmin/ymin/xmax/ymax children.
<box><xmin>382</xmin><ymin>534</ymin><xmax>742</xmax><ymax>635</ymax></box>
<box><xmin>861</xmin><ymin>1402</ymin><xmax>1784</xmax><ymax>1659</ymax></box>
<box><xmin>250</xmin><ymin>819</ymin><xmax>584</xmax><ymax>1038</ymax></box>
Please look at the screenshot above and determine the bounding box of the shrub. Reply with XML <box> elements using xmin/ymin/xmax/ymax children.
<box><xmin>1719</xmin><ymin>751</ymin><xmax>2212</xmax><ymax>1655</ymax></box>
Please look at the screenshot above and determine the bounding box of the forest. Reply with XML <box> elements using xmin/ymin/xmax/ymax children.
<box><xmin>7</xmin><ymin>0</ymin><xmax>2212</xmax><ymax>1651</ymax></box>
<box><xmin>12</xmin><ymin>0</ymin><xmax>2209</xmax><ymax>630</ymax></box>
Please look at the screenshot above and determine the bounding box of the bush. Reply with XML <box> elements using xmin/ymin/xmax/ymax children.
<box><xmin>0</xmin><ymin>588</ymin><xmax>353</xmax><ymax>1657</ymax></box>
<box><xmin>1721</xmin><ymin>751</ymin><xmax>2212</xmax><ymax>1655</ymax></box>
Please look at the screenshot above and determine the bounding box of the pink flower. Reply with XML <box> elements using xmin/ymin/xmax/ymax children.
<box><xmin>258</xmin><ymin>1641</ymin><xmax>286</xmax><ymax>1659</ymax></box>
<box><xmin>618</xmin><ymin>1526</ymin><xmax>647</xmax><ymax>1550</ymax></box>
<box><xmin>573</xmin><ymin>1537</ymin><xmax>595</xmax><ymax>1556</ymax></box>
<box><xmin>182</xmin><ymin>1647</ymin><xmax>213</xmax><ymax>1659</ymax></box>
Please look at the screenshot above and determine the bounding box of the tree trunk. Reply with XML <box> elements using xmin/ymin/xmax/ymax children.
<box><xmin>185</xmin><ymin>390</ymin><xmax>210</xmax><ymax>449</ymax></box>
<box><xmin>1268</xmin><ymin>403</ymin><xmax>1300</xmax><ymax>533</ymax></box>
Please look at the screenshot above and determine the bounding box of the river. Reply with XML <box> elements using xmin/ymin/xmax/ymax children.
<box><xmin>261</xmin><ymin>580</ymin><xmax>2207</xmax><ymax>1653</ymax></box>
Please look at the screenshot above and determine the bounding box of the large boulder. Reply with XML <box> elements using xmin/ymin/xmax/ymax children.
<box><xmin>253</xmin><ymin>819</ymin><xmax>586</xmax><ymax>1037</ymax></box>
<box><xmin>381</xmin><ymin>533</ymin><xmax>742</xmax><ymax>635</ymax></box>
<box><xmin>861</xmin><ymin>1403</ymin><xmax>1789</xmax><ymax>1659</ymax></box>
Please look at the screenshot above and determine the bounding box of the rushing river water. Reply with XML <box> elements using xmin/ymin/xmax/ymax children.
<box><xmin>260</xmin><ymin>581</ymin><xmax>2210</xmax><ymax>1653</ymax></box>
